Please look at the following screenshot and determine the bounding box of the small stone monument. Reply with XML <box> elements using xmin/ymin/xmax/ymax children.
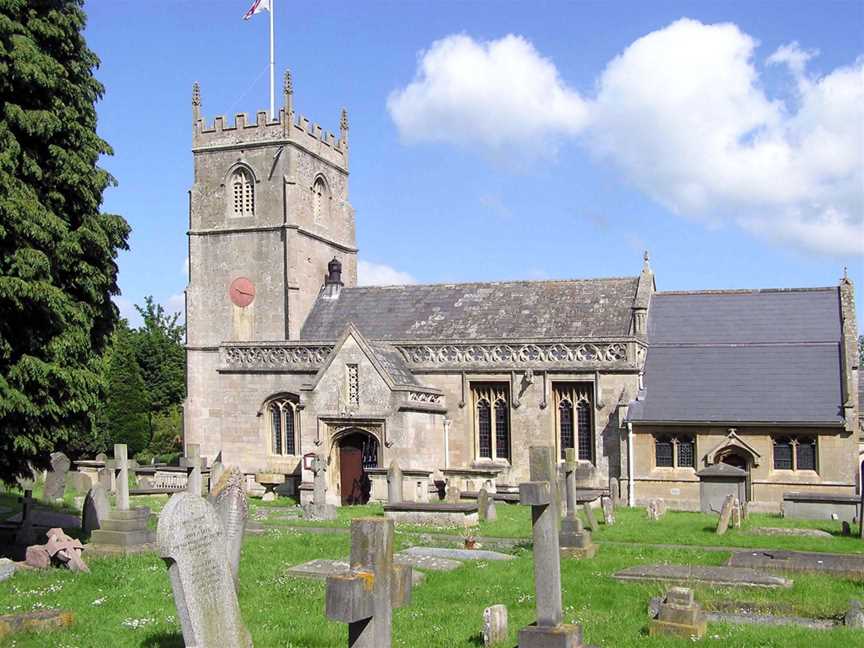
<box><xmin>43</xmin><ymin>452</ymin><xmax>71</xmax><ymax>502</ymax></box>
<box><xmin>66</xmin><ymin>471</ymin><xmax>92</xmax><ymax>495</ymax></box>
<box><xmin>387</xmin><ymin>460</ymin><xmax>403</xmax><ymax>505</ymax></box>
<box><xmin>97</xmin><ymin>466</ymin><xmax>112</xmax><ymax>492</ymax></box>
<box><xmin>609</xmin><ymin>477</ymin><xmax>620</xmax><ymax>504</ymax></box>
<box><xmin>518</xmin><ymin>446</ymin><xmax>596</xmax><ymax>647</ymax></box>
<box><xmin>647</xmin><ymin>498</ymin><xmax>666</xmax><ymax>520</ymax></box>
<box><xmin>582</xmin><ymin>502</ymin><xmax>599</xmax><ymax>533</ymax></box>
<box><xmin>185</xmin><ymin>444</ymin><xmax>203</xmax><ymax>495</ymax></box>
<box><xmin>158</xmin><ymin>492</ymin><xmax>253</xmax><ymax>647</ymax></box>
<box><xmin>210</xmin><ymin>459</ymin><xmax>225</xmax><ymax>494</ymax></box>
<box><xmin>325</xmin><ymin>517</ymin><xmax>413</xmax><ymax>647</ymax></box>
<box><xmin>478</xmin><ymin>488</ymin><xmax>497</xmax><ymax>522</ymax></box>
<box><xmin>14</xmin><ymin>490</ymin><xmax>36</xmax><ymax>546</ymax></box>
<box><xmin>210</xmin><ymin>467</ymin><xmax>248</xmax><ymax>591</ymax></box>
<box><xmin>482</xmin><ymin>604</ymin><xmax>508</xmax><ymax>647</ymax></box>
<box><xmin>446</xmin><ymin>485</ymin><xmax>461</xmax><ymax>503</ymax></box>
<box><xmin>649</xmin><ymin>587</ymin><xmax>707</xmax><ymax>639</ymax></box>
<box><xmin>601</xmin><ymin>496</ymin><xmax>615</xmax><ymax>525</ymax></box>
<box><xmin>560</xmin><ymin>449</ymin><xmax>596</xmax><ymax>559</ymax></box>
<box><xmin>731</xmin><ymin>497</ymin><xmax>742</xmax><ymax>528</ymax></box>
<box><xmin>716</xmin><ymin>494</ymin><xmax>735</xmax><ymax>535</ymax></box>
<box><xmin>81</xmin><ymin>484</ymin><xmax>110</xmax><ymax>536</ymax></box>
<box><xmin>304</xmin><ymin>454</ymin><xmax>337</xmax><ymax>520</ymax></box>
<box><xmin>89</xmin><ymin>445</ymin><xmax>155</xmax><ymax>554</ymax></box>
<box><xmin>845</xmin><ymin>599</ymin><xmax>864</xmax><ymax>628</ymax></box>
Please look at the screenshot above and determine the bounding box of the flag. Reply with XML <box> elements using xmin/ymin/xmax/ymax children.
<box><xmin>243</xmin><ymin>0</ymin><xmax>270</xmax><ymax>20</ymax></box>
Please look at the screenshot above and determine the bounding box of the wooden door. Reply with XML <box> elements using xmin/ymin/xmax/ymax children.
<box><xmin>339</xmin><ymin>445</ymin><xmax>364</xmax><ymax>505</ymax></box>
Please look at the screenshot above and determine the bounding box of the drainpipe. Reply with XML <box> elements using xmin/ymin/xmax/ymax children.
<box><xmin>443</xmin><ymin>417</ymin><xmax>450</xmax><ymax>470</ymax></box>
<box><xmin>627</xmin><ymin>421</ymin><xmax>635</xmax><ymax>507</ymax></box>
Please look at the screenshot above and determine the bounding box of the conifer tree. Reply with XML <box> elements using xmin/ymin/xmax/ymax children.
<box><xmin>103</xmin><ymin>325</ymin><xmax>148</xmax><ymax>456</ymax></box>
<box><xmin>0</xmin><ymin>1</ymin><xmax>130</xmax><ymax>481</ymax></box>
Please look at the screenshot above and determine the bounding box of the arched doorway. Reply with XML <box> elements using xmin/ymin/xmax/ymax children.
<box><xmin>717</xmin><ymin>448</ymin><xmax>752</xmax><ymax>501</ymax></box>
<box><xmin>337</xmin><ymin>430</ymin><xmax>379</xmax><ymax>505</ymax></box>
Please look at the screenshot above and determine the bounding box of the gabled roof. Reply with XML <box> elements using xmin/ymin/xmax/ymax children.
<box><xmin>300</xmin><ymin>277</ymin><xmax>640</xmax><ymax>341</ymax></box>
<box><xmin>629</xmin><ymin>287</ymin><xmax>845</xmax><ymax>425</ymax></box>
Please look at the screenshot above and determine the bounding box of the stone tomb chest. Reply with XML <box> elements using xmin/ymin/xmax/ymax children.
<box><xmin>367</xmin><ymin>468</ymin><xmax>433</xmax><ymax>503</ymax></box>
<box><xmin>383</xmin><ymin>502</ymin><xmax>479</xmax><ymax>528</ymax></box>
<box><xmin>696</xmin><ymin>463</ymin><xmax>746</xmax><ymax>514</ymax></box>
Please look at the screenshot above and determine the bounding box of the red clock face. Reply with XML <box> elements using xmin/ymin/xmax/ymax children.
<box><xmin>229</xmin><ymin>277</ymin><xmax>255</xmax><ymax>307</ymax></box>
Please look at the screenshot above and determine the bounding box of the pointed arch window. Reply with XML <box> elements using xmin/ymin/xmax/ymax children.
<box><xmin>773</xmin><ymin>437</ymin><xmax>793</xmax><ymax>470</ymax></box>
<box><xmin>230</xmin><ymin>167</ymin><xmax>255</xmax><ymax>217</ymax></box>
<box><xmin>268</xmin><ymin>395</ymin><xmax>299</xmax><ymax>456</ymax></box>
<box><xmin>553</xmin><ymin>383</ymin><xmax>593</xmax><ymax>462</ymax></box>
<box><xmin>312</xmin><ymin>176</ymin><xmax>329</xmax><ymax>223</ymax></box>
<box><xmin>472</xmin><ymin>383</ymin><xmax>510</xmax><ymax>461</ymax></box>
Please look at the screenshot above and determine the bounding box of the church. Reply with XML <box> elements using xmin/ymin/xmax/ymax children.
<box><xmin>183</xmin><ymin>71</ymin><xmax>860</xmax><ymax>513</ymax></box>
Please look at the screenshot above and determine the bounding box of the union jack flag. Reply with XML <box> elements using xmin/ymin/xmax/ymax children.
<box><xmin>243</xmin><ymin>0</ymin><xmax>270</xmax><ymax>20</ymax></box>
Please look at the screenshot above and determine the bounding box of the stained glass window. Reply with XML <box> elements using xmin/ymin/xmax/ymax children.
<box><xmin>559</xmin><ymin>400</ymin><xmax>574</xmax><ymax>460</ymax></box>
<box><xmin>677</xmin><ymin>437</ymin><xmax>694</xmax><ymax>468</ymax></box>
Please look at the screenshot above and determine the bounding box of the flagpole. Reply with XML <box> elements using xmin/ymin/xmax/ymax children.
<box><xmin>269</xmin><ymin>0</ymin><xmax>275</xmax><ymax>119</ymax></box>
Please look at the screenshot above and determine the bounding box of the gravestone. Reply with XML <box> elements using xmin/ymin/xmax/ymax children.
<box><xmin>601</xmin><ymin>496</ymin><xmax>615</xmax><ymax>525</ymax></box>
<box><xmin>66</xmin><ymin>472</ymin><xmax>92</xmax><ymax>495</ymax></box>
<box><xmin>845</xmin><ymin>600</ymin><xmax>864</xmax><ymax>628</ymax></box>
<box><xmin>560</xmin><ymin>449</ymin><xmax>596</xmax><ymax>559</ymax></box>
<box><xmin>731</xmin><ymin>497</ymin><xmax>742</xmax><ymax>528</ymax></box>
<box><xmin>649</xmin><ymin>587</ymin><xmax>707</xmax><ymax>639</ymax></box>
<box><xmin>482</xmin><ymin>604</ymin><xmax>508</xmax><ymax>647</ymax></box>
<box><xmin>325</xmin><ymin>517</ymin><xmax>413</xmax><ymax>647</ymax></box>
<box><xmin>81</xmin><ymin>484</ymin><xmax>110</xmax><ymax>536</ymax></box>
<box><xmin>14</xmin><ymin>490</ymin><xmax>36</xmax><ymax>546</ymax></box>
<box><xmin>518</xmin><ymin>446</ymin><xmax>596</xmax><ymax>647</ymax></box>
<box><xmin>185</xmin><ymin>445</ymin><xmax>203</xmax><ymax>496</ymax></box>
<box><xmin>446</xmin><ymin>485</ymin><xmax>461</xmax><ymax>503</ymax></box>
<box><xmin>716</xmin><ymin>494</ymin><xmax>735</xmax><ymax>535</ymax></box>
<box><xmin>95</xmin><ymin>452</ymin><xmax>107</xmax><ymax>463</ymax></box>
<box><xmin>43</xmin><ymin>452</ymin><xmax>71</xmax><ymax>502</ymax></box>
<box><xmin>387</xmin><ymin>460</ymin><xmax>403</xmax><ymax>505</ymax></box>
<box><xmin>210</xmin><ymin>467</ymin><xmax>248</xmax><ymax>591</ymax></box>
<box><xmin>582</xmin><ymin>502</ymin><xmax>599</xmax><ymax>533</ymax></box>
<box><xmin>303</xmin><ymin>454</ymin><xmax>337</xmax><ymax>520</ymax></box>
<box><xmin>44</xmin><ymin>527</ymin><xmax>89</xmax><ymax>572</ymax></box>
<box><xmin>210</xmin><ymin>460</ymin><xmax>225</xmax><ymax>494</ymax></box>
<box><xmin>479</xmin><ymin>488</ymin><xmax>497</xmax><ymax>522</ymax></box>
<box><xmin>158</xmin><ymin>492</ymin><xmax>252</xmax><ymax>647</ymax></box>
<box><xmin>609</xmin><ymin>477</ymin><xmax>620</xmax><ymax>504</ymax></box>
<box><xmin>97</xmin><ymin>467</ymin><xmax>112</xmax><ymax>492</ymax></box>
<box><xmin>647</xmin><ymin>498</ymin><xmax>666</xmax><ymax>520</ymax></box>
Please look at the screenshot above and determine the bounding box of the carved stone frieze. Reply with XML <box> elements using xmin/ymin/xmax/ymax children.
<box><xmin>395</xmin><ymin>341</ymin><xmax>640</xmax><ymax>369</ymax></box>
<box><xmin>406</xmin><ymin>391</ymin><xmax>443</xmax><ymax>405</ymax></box>
<box><xmin>221</xmin><ymin>344</ymin><xmax>333</xmax><ymax>370</ymax></box>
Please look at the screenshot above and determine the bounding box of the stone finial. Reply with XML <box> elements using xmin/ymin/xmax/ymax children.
<box><xmin>283</xmin><ymin>69</ymin><xmax>294</xmax><ymax>121</ymax></box>
<box><xmin>284</xmin><ymin>69</ymin><xmax>293</xmax><ymax>94</ymax></box>
<box><xmin>192</xmin><ymin>82</ymin><xmax>201</xmax><ymax>124</ymax></box>
<box><xmin>643</xmin><ymin>250</ymin><xmax>650</xmax><ymax>270</ymax></box>
<box><xmin>340</xmin><ymin>107</ymin><xmax>349</xmax><ymax>147</ymax></box>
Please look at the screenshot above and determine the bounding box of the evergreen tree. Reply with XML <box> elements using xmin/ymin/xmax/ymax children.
<box><xmin>0</xmin><ymin>1</ymin><xmax>130</xmax><ymax>481</ymax></box>
<box><xmin>103</xmin><ymin>325</ymin><xmax>148</xmax><ymax>456</ymax></box>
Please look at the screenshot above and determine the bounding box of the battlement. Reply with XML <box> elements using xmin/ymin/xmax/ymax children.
<box><xmin>191</xmin><ymin>70</ymin><xmax>349</xmax><ymax>170</ymax></box>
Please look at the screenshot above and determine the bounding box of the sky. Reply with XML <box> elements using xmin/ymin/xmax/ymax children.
<box><xmin>81</xmin><ymin>0</ymin><xmax>864</xmax><ymax>327</ymax></box>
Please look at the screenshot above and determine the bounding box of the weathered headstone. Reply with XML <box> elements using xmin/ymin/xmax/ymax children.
<box><xmin>14</xmin><ymin>490</ymin><xmax>36</xmax><ymax>546</ymax></box>
<box><xmin>185</xmin><ymin>444</ymin><xmax>202</xmax><ymax>496</ymax></box>
<box><xmin>716</xmin><ymin>494</ymin><xmax>735</xmax><ymax>535</ymax></box>
<box><xmin>210</xmin><ymin>460</ymin><xmax>225</xmax><ymax>494</ymax></box>
<box><xmin>560</xmin><ymin>449</ymin><xmax>596</xmax><ymax>559</ymax></box>
<box><xmin>731</xmin><ymin>497</ymin><xmax>742</xmax><ymax>528</ymax></box>
<box><xmin>303</xmin><ymin>454</ymin><xmax>337</xmax><ymax>520</ymax></box>
<box><xmin>649</xmin><ymin>587</ymin><xmax>707</xmax><ymax>639</ymax></box>
<box><xmin>482</xmin><ymin>604</ymin><xmax>508</xmax><ymax>647</ymax></box>
<box><xmin>845</xmin><ymin>600</ymin><xmax>864</xmax><ymax>628</ymax></box>
<box><xmin>478</xmin><ymin>488</ymin><xmax>497</xmax><ymax>522</ymax></box>
<box><xmin>325</xmin><ymin>517</ymin><xmax>413</xmax><ymax>647</ymax></box>
<box><xmin>647</xmin><ymin>498</ymin><xmax>666</xmax><ymax>520</ymax></box>
<box><xmin>387</xmin><ymin>460</ymin><xmax>403</xmax><ymax>505</ymax></box>
<box><xmin>601</xmin><ymin>496</ymin><xmax>615</xmax><ymax>525</ymax></box>
<box><xmin>609</xmin><ymin>477</ymin><xmax>620</xmax><ymax>504</ymax></box>
<box><xmin>446</xmin><ymin>485</ymin><xmax>461</xmax><ymax>503</ymax></box>
<box><xmin>97</xmin><ymin>467</ymin><xmax>112</xmax><ymax>492</ymax></box>
<box><xmin>518</xmin><ymin>446</ymin><xmax>596</xmax><ymax>647</ymax></box>
<box><xmin>210</xmin><ymin>467</ymin><xmax>248</xmax><ymax>591</ymax></box>
<box><xmin>95</xmin><ymin>452</ymin><xmax>108</xmax><ymax>463</ymax></box>
<box><xmin>158</xmin><ymin>492</ymin><xmax>252</xmax><ymax>647</ymax></box>
<box><xmin>81</xmin><ymin>484</ymin><xmax>110</xmax><ymax>536</ymax></box>
<box><xmin>43</xmin><ymin>452</ymin><xmax>71</xmax><ymax>502</ymax></box>
<box><xmin>66</xmin><ymin>471</ymin><xmax>92</xmax><ymax>495</ymax></box>
<box><xmin>582</xmin><ymin>502</ymin><xmax>599</xmax><ymax>533</ymax></box>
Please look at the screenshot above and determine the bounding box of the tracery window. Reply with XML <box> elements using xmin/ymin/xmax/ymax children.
<box><xmin>230</xmin><ymin>167</ymin><xmax>255</xmax><ymax>217</ymax></box>
<box><xmin>773</xmin><ymin>436</ymin><xmax>817</xmax><ymax>471</ymax></box>
<box><xmin>773</xmin><ymin>437</ymin><xmax>793</xmax><ymax>470</ymax></box>
<box><xmin>653</xmin><ymin>434</ymin><xmax>695</xmax><ymax>469</ymax></box>
<box><xmin>268</xmin><ymin>395</ymin><xmax>299</xmax><ymax>456</ymax></box>
<box><xmin>553</xmin><ymin>383</ymin><xmax>593</xmax><ymax>462</ymax></box>
<box><xmin>472</xmin><ymin>383</ymin><xmax>510</xmax><ymax>461</ymax></box>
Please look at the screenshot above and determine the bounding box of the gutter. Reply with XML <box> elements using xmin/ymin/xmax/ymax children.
<box><xmin>627</xmin><ymin>421</ymin><xmax>635</xmax><ymax>507</ymax></box>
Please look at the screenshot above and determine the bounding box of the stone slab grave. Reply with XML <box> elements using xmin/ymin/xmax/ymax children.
<box><xmin>747</xmin><ymin>527</ymin><xmax>832</xmax><ymax>538</ymax></box>
<box><xmin>518</xmin><ymin>446</ymin><xmax>597</xmax><ymax>648</ymax></box>
<box><xmin>88</xmin><ymin>444</ymin><xmax>155</xmax><ymax>555</ymax></box>
<box><xmin>43</xmin><ymin>451</ymin><xmax>71</xmax><ymax>502</ymax></box>
<box><xmin>483</xmin><ymin>604</ymin><xmax>508</xmax><ymax>647</ymax></box>
<box><xmin>402</xmin><ymin>546</ymin><xmax>514</xmax><ymax>562</ymax></box>
<box><xmin>614</xmin><ymin>564</ymin><xmax>793</xmax><ymax>588</ymax></box>
<box><xmin>158</xmin><ymin>492</ymin><xmax>253</xmax><ymax>648</ymax></box>
<box><xmin>384</xmin><ymin>501</ymin><xmax>479</xmax><ymax>528</ymax></box>
<box><xmin>325</xmin><ymin>517</ymin><xmax>413</xmax><ymax>648</ymax></box>
<box><xmin>209</xmin><ymin>466</ymin><xmax>248</xmax><ymax>590</ymax></box>
<box><xmin>0</xmin><ymin>609</ymin><xmax>74</xmax><ymax>640</ymax></box>
<box><xmin>560</xmin><ymin>449</ymin><xmax>596</xmax><ymax>559</ymax></box>
<box><xmin>303</xmin><ymin>454</ymin><xmax>337</xmax><ymax>520</ymax></box>
<box><xmin>648</xmin><ymin>587</ymin><xmax>707</xmax><ymax>639</ymax></box>
<box><xmin>728</xmin><ymin>550</ymin><xmax>864</xmax><ymax>580</ymax></box>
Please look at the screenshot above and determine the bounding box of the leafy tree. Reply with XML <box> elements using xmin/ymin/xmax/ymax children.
<box><xmin>0</xmin><ymin>1</ymin><xmax>130</xmax><ymax>481</ymax></box>
<box><xmin>103</xmin><ymin>325</ymin><xmax>148</xmax><ymax>455</ymax></box>
<box><xmin>132</xmin><ymin>296</ymin><xmax>185</xmax><ymax>441</ymax></box>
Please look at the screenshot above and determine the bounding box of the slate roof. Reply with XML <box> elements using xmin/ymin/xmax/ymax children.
<box><xmin>628</xmin><ymin>288</ymin><xmax>845</xmax><ymax>425</ymax></box>
<box><xmin>369</xmin><ymin>342</ymin><xmax>420</xmax><ymax>387</ymax></box>
<box><xmin>300</xmin><ymin>277</ymin><xmax>639</xmax><ymax>341</ymax></box>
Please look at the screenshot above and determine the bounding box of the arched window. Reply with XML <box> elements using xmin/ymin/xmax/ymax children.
<box><xmin>677</xmin><ymin>436</ymin><xmax>695</xmax><ymax>468</ymax></box>
<box><xmin>576</xmin><ymin>400</ymin><xmax>592</xmax><ymax>462</ymax></box>
<box><xmin>230</xmin><ymin>167</ymin><xmax>255</xmax><ymax>217</ymax></box>
<box><xmin>553</xmin><ymin>383</ymin><xmax>594</xmax><ymax>463</ymax></box>
<box><xmin>494</xmin><ymin>399</ymin><xmax>510</xmax><ymax>461</ymax></box>
<box><xmin>773</xmin><ymin>437</ymin><xmax>793</xmax><ymax>470</ymax></box>
<box><xmin>796</xmin><ymin>437</ymin><xmax>817</xmax><ymax>471</ymax></box>
<box><xmin>472</xmin><ymin>383</ymin><xmax>510</xmax><ymax>461</ymax></box>
<box><xmin>312</xmin><ymin>176</ymin><xmax>328</xmax><ymax>223</ymax></box>
<box><xmin>559</xmin><ymin>400</ymin><xmax>574</xmax><ymax>460</ymax></box>
<box><xmin>477</xmin><ymin>399</ymin><xmax>492</xmax><ymax>459</ymax></box>
<box><xmin>655</xmin><ymin>436</ymin><xmax>673</xmax><ymax>467</ymax></box>
<box><xmin>268</xmin><ymin>396</ymin><xmax>299</xmax><ymax>456</ymax></box>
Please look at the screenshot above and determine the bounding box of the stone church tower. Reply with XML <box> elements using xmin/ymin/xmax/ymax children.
<box><xmin>185</xmin><ymin>72</ymin><xmax>357</xmax><ymax>455</ymax></box>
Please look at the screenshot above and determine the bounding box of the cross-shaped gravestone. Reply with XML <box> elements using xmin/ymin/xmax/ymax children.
<box><xmin>326</xmin><ymin>517</ymin><xmax>412</xmax><ymax>648</ymax></box>
<box><xmin>106</xmin><ymin>444</ymin><xmax>131</xmax><ymax>511</ymax></box>
<box><xmin>185</xmin><ymin>444</ymin><xmax>202</xmax><ymax>496</ymax></box>
<box><xmin>386</xmin><ymin>460</ymin><xmax>403</xmax><ymax>505</ymax></box>
<box><xmin>14</xmin><ymin>490</ymin><xmax>35</xmax><ymax>546</ymax></box>
<box><xmin>518</xmin><ymin>446</ymin><xmax>596</xmax><ymax>647</ymax></box>
<box><xmin>43</xmin><ymin>452</ymin><xmax>71</xmax><ymax>502</ymax></box>
<box><xmin>559</xmin><ymin>449</ymin><xmax>596</xmax><ymax>559</ymax></box>
<box><xmin>304</xmin><ymin>454</ymin><xmax>337</xmax><ymax>520</ymax></box>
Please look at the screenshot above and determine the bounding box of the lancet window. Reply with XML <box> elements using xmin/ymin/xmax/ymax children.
<box><xmin>472</xmin><ymin>383</ymin><xmax>510</xmax><ymax>461</ymax></box>
<box><xmin>230</xmin><ymin>167</ymin><xmax>255</xmax><ymax>217</ymax></box>
<box><xmin>268</xmin><ymin>395</ymin><xmax>299</xmax><ymax>456</ymax></box>
<box><xmin>553</xmin><ymin>383</ymin><xmax>593</xmax><ymax>462</ymax></box>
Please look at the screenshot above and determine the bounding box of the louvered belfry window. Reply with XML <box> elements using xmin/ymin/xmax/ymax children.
<box><xmin>231</xmin><ymin>167</ymin><xmax>254</xmax><ymax>217</ymax></box>
<box><xmin>472</xmin><ymin>383</ymin><xmax>509</xmax><ymax>461</ymax></box>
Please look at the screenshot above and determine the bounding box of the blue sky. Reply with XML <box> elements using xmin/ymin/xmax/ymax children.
<box><xmin>82</xmin><ymin>1</ymin><xmax>864</xmax><ymax>326</ymax></box>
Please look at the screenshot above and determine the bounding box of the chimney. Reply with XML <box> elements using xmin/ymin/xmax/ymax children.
<box><xmin>323</xmin><ymin>257</ymin><xmax>343</xmax><ymax>300</ymax></box>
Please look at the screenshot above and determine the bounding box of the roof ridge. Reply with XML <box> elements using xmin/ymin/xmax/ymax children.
<box><xmin>344</xmin><ymin>276</ymin><xmax>639</xmax><ymax>290</ymax></box>
<box><xmin>655</xmin><ymin>287</ymin><xmax>837</xmax><ymax>296</ymax></box>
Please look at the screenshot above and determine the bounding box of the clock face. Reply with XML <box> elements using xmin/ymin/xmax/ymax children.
<box><xmin>229</xmin><ymin>277</ymin><xmax>255</xmax><ymax>307</ymax></box>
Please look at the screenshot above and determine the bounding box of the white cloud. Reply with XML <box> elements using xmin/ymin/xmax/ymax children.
<box><xmin>390</xmin><ymin>20</ymin><xmax>864</xmax><ymax>256</ymax></box>
<box><xmin>112</xmin><ymin>296</ymin><xmax>141</xmax><ymax>327</ymax></box>
<box><xmin>387</xmin><ymin>34</ymin><xmax>589</xmax><ymax>157</ymax></box>
<box><xmin>181</xmin><ymin>256</ymin><xmax>189</xmax><ymax>280</ymax></box>
<box><xmin>357</xmin><ymin>260</ymin><xmax>416</xmax><ymax>286</ymax></box>
<box><xmin>165</xmin><ymin>292</ymin><xmax>185</xmax><ymax>316</ymax></box>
